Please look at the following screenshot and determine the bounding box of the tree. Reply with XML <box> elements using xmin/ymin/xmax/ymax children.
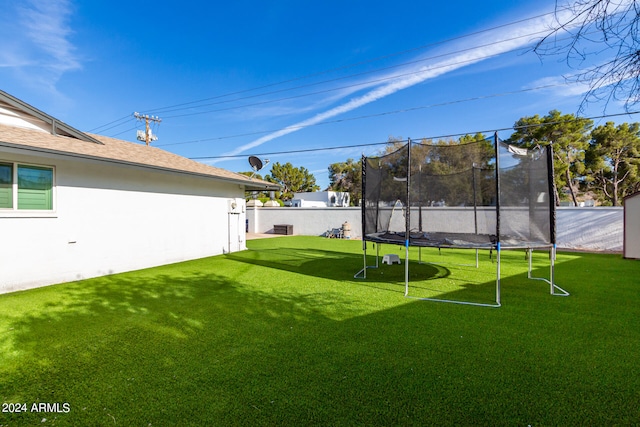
<box><xmin>405</xmin><ymin>134</ymin><xmax>493</xmax><ymax>206</ymax></box>
<box><xmin>238</xmin><ymin>171</ymin><xmax>271</xmax><ymax>200</ymax></box>
<box><xmin>509</xmin><ymin>110</ymin><xmax>593</xmax><ymax>206</ymax></box>
<box><xmin>327</xmin><ymin>158</ymin><xmax>362</xmax><ymax>206</ymax></box>
<box><xmin>265</xmin><ymin>162</ymin><xmax>319</xmax><ymax>201</ymax></box>
<box><xmin>534</xmin><ymin>0</ymin><xmax>640</xmax><ymax>112</ymax></box>
<box><xmin>585</xmin><ymin>121</ymin><xmax>640</xmax><ymax>205</ymax></box>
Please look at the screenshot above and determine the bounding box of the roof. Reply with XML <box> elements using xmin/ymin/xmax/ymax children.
<box><xmin>0</xmin><ymin>90</ymin><xmax>102</xmax><ymax>144</ymax></box>
<box><xmin>0</xmin><ymin>124</ymin><xmax>278</xmax><ymax>191</ymax></box>
<box><xmin>0</xmin><ymin>91</ymin><xmax>278</xmax><ymax>191</ymax></box>
<box><xmin>623</xmin><ymin>191</ymin><xmax>640</xmax><ymax>201</ymax></box>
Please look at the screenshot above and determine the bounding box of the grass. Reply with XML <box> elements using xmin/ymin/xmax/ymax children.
<box><xmin>0</xmin><ymin>236</ymin><xmax>639</xmax><ymax>426</ymax></box>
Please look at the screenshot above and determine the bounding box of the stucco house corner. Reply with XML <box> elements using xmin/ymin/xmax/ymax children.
<box><xmin>0</xmin><ymin>90</ymin><xmax>278</xmax><ymax>293</ymax></box>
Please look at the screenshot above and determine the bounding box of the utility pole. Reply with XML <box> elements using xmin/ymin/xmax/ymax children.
<box><xmin>133</xmin><ymin>112</ymin><xmax>162</xmax><ymax>146</ymax></box>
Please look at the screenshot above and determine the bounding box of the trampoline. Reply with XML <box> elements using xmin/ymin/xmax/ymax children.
<box><xmin>355</xmin><ymin>133</ymin><xmax>569</xmax><ymax>306</ymax></box>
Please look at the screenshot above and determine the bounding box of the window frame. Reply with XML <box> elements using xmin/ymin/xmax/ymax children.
<box><xmin>0</xmin><ymin>160</ymin><xmax>56</xmax><ymax>217</ymax></box>
<box><xmin>0</xmin><ymin>162</ymin><xmax>13</xmax><ymax>209</ymax></box>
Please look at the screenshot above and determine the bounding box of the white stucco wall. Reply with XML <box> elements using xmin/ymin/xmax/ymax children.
<box><xmin>1</xmin><ymin>148</ymin><xmax>247</xmax><ymax>293</ymax></box>
<box><xmin>247</xmin><ymin>206</ymin><xmax>624</xmax><ymax>251</ymax></box>
<box><xmin>623</xmin><ymin>194</ymin><xmax>640</xmax><ymax>259</ymax></box>
<box><xmin>247</xmin><ymin>207</ymin><xmax>361</xmax><ymax>237</ymax></box>
<box><xmin>555</xmin><ymin>207</ymin><xmax>623</xmax><ymax>252</ymax></box>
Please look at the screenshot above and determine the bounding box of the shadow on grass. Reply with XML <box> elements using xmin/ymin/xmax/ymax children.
<box><xmin>235</xmin><ymin>239</ymin><xmax>545</xmax><ymax>305</ymax></box>
<box><xmin>0</xmin><ymin>267</ymin><xmax>374</xmax><ymax>426</ymax></box>
<box><xmin>0</xmin><ymin>246</ymin><xmax>639</xmax><ymax>426</ymax></box>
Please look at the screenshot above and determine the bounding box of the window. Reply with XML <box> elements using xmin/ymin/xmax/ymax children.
<box><xmin>0</xmin><ymin>162</ymin><xmax>54</xmax><ymax>211</ymax></box>
<box><xmin>0</xmin><ymin>163</ymin><xmax>12</xmax><ymax>208</ymax></box>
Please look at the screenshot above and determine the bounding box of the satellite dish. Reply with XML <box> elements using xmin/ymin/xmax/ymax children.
<box><xmin>248</xmin><ymin>156</ymin><xmax>264</xmax><ymax>172</ymax></box>
<box><xmin>248</xmin><ymin>156</ymin><xmax>270</xmax><ymax>178</ymax></box>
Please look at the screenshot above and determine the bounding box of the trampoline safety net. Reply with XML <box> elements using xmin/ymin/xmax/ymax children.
<box><xmin>362</xmin><ymin>135</ymin><xmax>555</xmax><ymax>250</ymax></box>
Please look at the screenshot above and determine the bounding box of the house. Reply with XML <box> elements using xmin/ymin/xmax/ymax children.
<box><xmin>291</xmin><ymin>191</ymin><xmax>350</xmax><ymax>207</ymax></box>
<box><xmin>623</xmin><ymin>191</ymin><xmax>640</xmax><ymax>259</ymax></box>
<box><xmin>0</xmin><ymin>90</ymin><xmax>279</xmax><ymax>293</ymax></box>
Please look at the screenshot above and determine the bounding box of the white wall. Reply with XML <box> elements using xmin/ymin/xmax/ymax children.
<box><xmin>247</xmin><ymin>206</ymin><xmax>624</xmax><ymax>251</ymax></box>
<box><xmin>247</xmin><ymin>207</ymin><xmax>361</xmax><ymax>237</ymax></box>
<box><xmin>556</xmin><ymin>207</ymin><xmax>623</xmax><ymax>252</ymax></box>
<box><xmin>1</xmin><ymin>149</ymin><xmax>246</xmax><ymax>293</ymax></box>
<box><xmin>623</xmin><ymin>194</ymin><xmax>640</xmax><ymax>259</ymax></box>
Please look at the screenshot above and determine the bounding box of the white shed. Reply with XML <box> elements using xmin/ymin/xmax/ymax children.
<box><xmin>623</xmin><ymin>191</ymin><xmax>640</xmax><ymax>259</ymax></box>
<box><xmin>0</xmin><ymin>90</ymin><xmax>278</xmax><ymax>293</ymax></box>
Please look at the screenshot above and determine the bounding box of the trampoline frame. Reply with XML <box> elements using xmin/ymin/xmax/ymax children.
<box><xmin>354</xmin><ymin>133</ymin><xmax>569</xmax><ymax>307</ymax></box>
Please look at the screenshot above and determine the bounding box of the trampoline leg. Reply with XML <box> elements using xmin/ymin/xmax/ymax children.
<box><xmin>354</xmin><ymin>242</ymin><xmax>381</xmax><ymax>279</ymax></box>
<box><xmin>354</xmin><ymin>243</ymin><xmax>367</xmax><ymax>278</ymax></box>
<box><xmin>526</xmin><ymin>246</ymin><xmax>569</xmax><ymax>296</ymax></box>
<box><xmin>550</xmin><ymin>245</ymin><xmax>569</xmax><ymax>296</ymax></box>
<box><xmin>496</xmin><ymin>244</ymin><xmax>501</xmax><ymax>306</ymax></box>
<box><xmin>404</xmin><ymin>244</ymin><xmax>409</xmax><ymax>297</ymax></box>
<box><xmin>363</xmin><ymin>243</ymin><xmax>367</xmax><ymax>279</ymax></box>
<box><xmin>550</xmin><ymin>246</ymin><xmax>554</xmax><ymax>295</ymax></box>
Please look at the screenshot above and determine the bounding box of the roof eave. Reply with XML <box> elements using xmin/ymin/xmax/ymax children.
<box><xmin>0</xmin><ymin>140</ymin><xmax>281</xmax><ymax>191</ymax></box>
<box><xmin>0</xmin><ymin>90</ymin><xmax>103</xmax><ymax>145</ymax></box>
<box><xmin>243</xmin><ymin>182</ymin><xmax>281</xmax><ymax>192</ymax></box>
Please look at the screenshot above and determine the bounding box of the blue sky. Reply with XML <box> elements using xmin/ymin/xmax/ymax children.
<box><xmin>0</xmin><ymin>0</ymin><xmax>634</xmax><ymax>189</ymax></box>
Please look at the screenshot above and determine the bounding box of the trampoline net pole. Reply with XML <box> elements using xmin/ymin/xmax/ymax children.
<box><xmin>495</xmin><ymin>132</ymin><xmax>501</xmax><ymax>306</ymax></box>
<box><xmin>405</xmin><ymin>139</ymin><xmax>411</xmax><ymax>297</ymax></box>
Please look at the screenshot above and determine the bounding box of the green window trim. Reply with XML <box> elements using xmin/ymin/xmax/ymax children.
<box><xmin>0</xmin><ymin>162</ymin><xmax>13</xmax><ymax>209</ymax></box>
<box><xmin>0</xmin><ymin>161</ymin><xmax>54</xmax><ymax>211</ymax></box>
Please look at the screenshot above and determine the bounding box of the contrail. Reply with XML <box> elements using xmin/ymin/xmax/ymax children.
<box><xmin>215</xmin><ymin>4</ymin><xmax>585</xmax><ymax>161</ymax></box>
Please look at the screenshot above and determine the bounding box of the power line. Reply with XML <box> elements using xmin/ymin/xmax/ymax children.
<box><xmin>159</xmin><ymin>35</ymin><xmax>548</xmax><ymax>120</ymax></box>
<box><xmin>91</xmin><ymin>7</ymin><xmax>565</xmax><ymax>130</ymax></box>
<box><xmin>188</xmin><ymin>111</ymin><xmax>640</xmax><ymax>160</ymax></box>
<box><xmin>158</xmin><ymin>83</ymin><xmax>563</xmax><ymax>147</ymax></box>
<box><xmin>87</xmin><ymin>114</ymin><xmax>132</xmax><ymax>133</ymax></box>
<box><xmin>157</xmin><ymin>28</ymin><xmax>554</xmax><ymax>119</ymax></box>
<box><xmin>142</xmin><ymin>9</ymin><xmax>563</xmax><ymax>115</ymax></box>
<box><xmin>104</xmin><ymin>23</ymin><xmax>597</xmax><ymax>140</ymax></box>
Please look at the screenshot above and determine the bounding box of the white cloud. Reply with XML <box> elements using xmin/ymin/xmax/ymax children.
<box><xmin>215</xmin><ymin>8</ymin><xmax>564</xmax><ymax>161</ymax></box>
<box><xmin>0</xmin><ymin>0</ymin><xmax>80</xmax><ymax>90</ymax></box>
<box><xmin>23</xmin><ymin>1</ymin><xmax>80</xmax><ymax>70</ymax></box>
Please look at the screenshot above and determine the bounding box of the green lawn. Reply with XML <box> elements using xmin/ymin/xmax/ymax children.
<box><xmin>1</xmin><ymin>236</ymin><xmax>639</xmax><ymax>426</ymax></box>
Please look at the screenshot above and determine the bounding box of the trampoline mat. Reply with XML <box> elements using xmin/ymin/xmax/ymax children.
<box><xmin>365</xmin><ymin>231</ymin><xmax>551</xmax><ymax>249</ymax></box>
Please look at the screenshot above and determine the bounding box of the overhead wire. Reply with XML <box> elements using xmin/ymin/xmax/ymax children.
<box><xmin>130</xmin><ymin>7</ymin><xmax>566</xmax><ymax>116</ymax></box>
<box><xmin>97</xmin><ymin>4</ymin><xmax>617</xmax><ymax>150</ymax></box>
<box><xmin>159</xmin><ymin>83</ymin><xmax>563</xmax><ymax>147</ymax></box>
<box><xmin>188</xmin><ymin>111</ymin><xmax>640</xmax><ymax>160</ymax></box>
<box><xmin>153</xmin><ymin>26</ymin><xmax>603</xmax><ymax>143</ymax></box>
<box><xmin>92</xmin><ymin>5</ymin><xmax>571</xmax><ymax>135</ymax></box>
<box><xmin>156</xmin><ymin>28</ymin><xmax>552</xmax><ymax>118</ymax></box>
<box><xmin>159</xmin><ymin>31</ymin><xmax>551</xmax><ymax>120</ymax></box>
<box><xmin>107</xmin><ymin>23</ymin><xmax>597</xmax><ymax>140</ymax></box>
<box><xmin>87</xmin><ymin>114</ymin><xmax>133</xmax><ymax>133</ymax></box>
